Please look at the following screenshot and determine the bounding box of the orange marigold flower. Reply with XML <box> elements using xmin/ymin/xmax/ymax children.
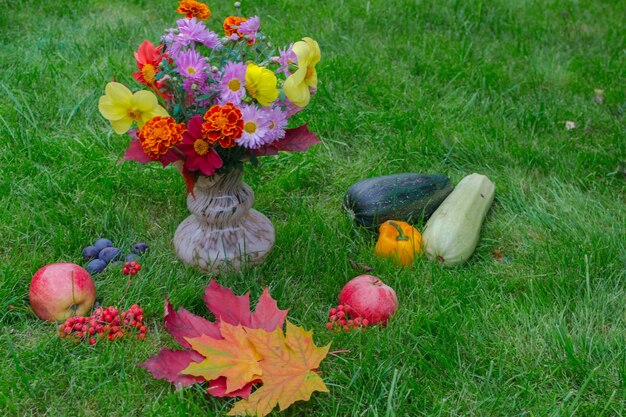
<box><xmin>138</xmin><ymin>116</ymin><xmax>186</xmax><ymax>159</ymax></box>
<box><xmin>223</xmin><ymin>16</ymin><xmax>247</xmax><ymax>37</ymax></box>
<box><xmin>177</xmin><ymin>0</ymin><xmax>211</xmax><ymax>20</ymax></box>
<box><xmin>202</xmin><ymin>103</ymin><xmax>244</xmax><ymax>148</ymax></box>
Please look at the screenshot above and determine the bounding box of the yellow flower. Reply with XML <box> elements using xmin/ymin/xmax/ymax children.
<box><xmin>283</xmin><ymin>37</ymin><xmax>320</xmax><ymax>107</ymax></box>
<box><xmin>245</xmin><ymin>63</ymin><xmax>278</xmax><ymax>106</ymax></box>
<box><xmin>98</xmin><ymin>82</ymin><xmax>168</xmax><ymax>134</ymax></box>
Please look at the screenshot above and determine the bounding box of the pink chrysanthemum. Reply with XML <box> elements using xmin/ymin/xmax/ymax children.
<box><xmin>176</xmin><ymin>48</ymin><xmax>207</xmax><ymax>82</ymax></box>
<box><xmin>237</xmin><ymin>104</ymin><xmax>270</xmax><ymax>149</ymax></box>
<box><xmin>218</xmin><ymin>62</ymin><xmax>247</xmax><ymax>104</ymax></box>
<box><xmin>263</xmin><ymin>106</ymin><xmax>288</xmax><ymax>143</ymax></box>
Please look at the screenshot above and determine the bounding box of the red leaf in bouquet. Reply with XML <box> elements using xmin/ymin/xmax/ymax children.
<box><xmin>122</xmin><ymin>137</ymin><xmax>152</xmax><ymax>164</ymax></box>
<box><xmin>122</xmin><ymin>131</ymin><xmax>181</xmax><ymax>168</ymax></box>
<box><xmin>138</xmin><ymin>349</ymin><xmax>205</xmax><ymax>388</ymax></box>
<box><xmin>253</xmin><ymin>123</ymin><xmax>320</xmax><ymax>156</ymax></box>
<box><xmin>251</xmin><ymin>288</ymin><xmax>288</xmax><ymax>331</ymax></box>
<box><xmin>181</xmin><ymin>165</ymin><xmax>197</xmax><ymax>197</ymax></box>
<box><xmin>253</xmin><ymin>145</ymin><xmax>279</xmax><ymax>157</ymax></box>
<box><xmin>164</xmin><ymin>299</ymin><xmax>221</xmax><ymax>349</ymax></box>
<box><xmin>276</xmin><ymin>123</ymin><xmax>321</xmax><ymax>151</ymax></box>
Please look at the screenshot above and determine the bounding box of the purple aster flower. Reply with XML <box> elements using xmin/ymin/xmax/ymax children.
<box><xmin>182</xmin><ymin>77</ymin><xmax>215</xmax><ymax>105</ymax></box>
<box><xmin>176</xmin><ymin>49</ymin><xmax>207</xmax><ymax>83</ymax></box>
<box><xmin>170</xmin><ymin>18</ymin><xmax>221</xmax><ymax>57</ymax></box>
<box><xmin>218</xmin><ymin>62</ymin><xmax>247</xmax><ymax>105</ymax></box>
<box><xmin>262</xmin><ymin>106</ymin><xmax>288</xmax><ymax>143</ymax></box>
<box><xmin>162</xmin><ymin>28</ymin><xmax>176</xmax><ymax>44</ymax></box>
<box><xmin>277</xmin><ymin>44</ymin><xmax>297</xmax><ymax>77</ymax></box>
<box><xmin>237</xmin><ymin>104</ymin><xmax>271</xmax><ymax>149</ymax></box>
<box><xmin>239</xmin><ymin>16</ymin><xmax>260</xmax><ymax>45</ymax></box>
<box><xmin>178</xmin><ymin>18</ymin><xmax>221</xmax><ymax>48</ymax></box>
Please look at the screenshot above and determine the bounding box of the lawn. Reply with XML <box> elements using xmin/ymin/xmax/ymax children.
<box><xmin>1</xmin><ymin>0</ymin><xmax>625</xmax><ymax>415</ymax></box>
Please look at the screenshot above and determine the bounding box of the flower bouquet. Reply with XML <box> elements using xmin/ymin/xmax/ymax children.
<box><xmin>98</xmin><ymin>0</ymin><xmax>321</xmax><ymax>271</ymax></box>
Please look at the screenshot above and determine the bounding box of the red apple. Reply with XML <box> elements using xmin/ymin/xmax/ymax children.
<box><xmin>29</xmin><ymin>263</ymin><xmax>96</xmax><ymax>322</ymax></box>
<box><xmin>339</xmin><ymin>275</ymin><xmax>398</xmax><ymax>325</ymax></box>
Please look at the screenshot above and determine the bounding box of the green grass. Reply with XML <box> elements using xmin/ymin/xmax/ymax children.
<box><xmin>1</xmin><ymin>0</ymin><xmax>625</xmax><ymax>415</ymax></box>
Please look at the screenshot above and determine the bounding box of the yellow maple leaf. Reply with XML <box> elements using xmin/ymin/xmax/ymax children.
<box><xmin>227</xmin><ymin>321</ymin><xmax>330</xmax><ymax>416</ymax></box>
<box><xmin>182</xmin><ymin>322</ymin><xmax>263</xmax><ymax>394</ymax></box>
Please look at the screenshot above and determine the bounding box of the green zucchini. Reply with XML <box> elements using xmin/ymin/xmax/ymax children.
<box><xmin>343</xmin><ymin>174</ymin><xmax>453</xmax><ymax>228</ymax></box>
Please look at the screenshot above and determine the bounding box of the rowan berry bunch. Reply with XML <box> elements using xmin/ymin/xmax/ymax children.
<box><xmin>58</xmin><ymin>304</ymin><xmax>147</xmax><ymax>345</ymax></box>
<box><xmin>122</xmin><ymin>261</ymin><xmax>141</xmax><ymax>275</ymax></box>
<box><xmin>326</xmin><ymin>304</ymin><xmax>369</xmax><ymax>332</ymax></box>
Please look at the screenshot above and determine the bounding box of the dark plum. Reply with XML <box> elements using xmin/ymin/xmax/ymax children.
<box><xmin>132</xmin><ymin>242</ymin><xmax>149</xmax><ymax>255</ymax></box>
<box><xmin>99</xmin><ymin>247</ymin><xmax>122</xmax><ymax>264</ymax></box>
<box><xmin>86</xmin><ymin>259</ymin><xmax>107</xmax><ymax>274</ymax></box>
<box><xmin>125</xmin><ymin>254</ymin><xmax>141</xmax><ymax>263</ymax></box>
<box><xmin>94</xmin><ymin>238</ymin><xmax>113</xmax><ymax>252</ymax></box>
<box><xmin>82</xmin><ymin>246</ymin><xmax>99</xmax><ymax>260</ymax></box>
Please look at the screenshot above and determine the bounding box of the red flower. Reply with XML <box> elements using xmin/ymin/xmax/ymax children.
<box><xmin>133</xmin><ymin>41</ymin><xmax>170</xmax><ymax>98</ymax></box>
<box><xmin>178</xmin><ymin>115</ymin><xmax>224</xmax><ymax>176</ymax></box>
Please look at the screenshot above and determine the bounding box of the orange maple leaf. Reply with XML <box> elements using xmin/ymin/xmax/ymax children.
<box><xmin>182</xmin><ymin>322</ymin><xmax>263</xmax><ymax>394</ymax></box>
<box><xmin>227</xmin><ymin>321</ymin><xmax>330</xmax><ymax>416</ymax></box>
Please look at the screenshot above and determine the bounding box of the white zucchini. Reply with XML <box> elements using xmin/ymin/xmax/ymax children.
<box><xmin>422</xmin><ymin>173</ymin><xmax>495</xmax><ymax>266</ymax></box>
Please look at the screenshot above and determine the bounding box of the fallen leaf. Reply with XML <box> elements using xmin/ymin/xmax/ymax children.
<box><xmin>183</xmin><ymin>322</ymin><xmax>263</xmax><ymax>394</ymax></box>
<box><xmin>138</xmin><ymin>349</ymin><xmax>205</xmax><ymax>388</ymax></box>
<box><xmin>594</xmin><ymin>89</ymin><xmax>605</xmax><ymax>104</ymax></box>
<box><xmin>228</xmin><ymin>322</ymin><xmax>330</xmax><ymax>416</ymax></box>
<box><xmin>203</xmin><ymin>279</ymin><xmax>288</xmax><ymax>331</ymax></box>
<box><xmin>492</xmin><ymin>248</ymin><xmax>505</xmax><ymax>263</ymax></box>
<box><xmin>349</xmin><ymin>257</ymin><xmax>374</xmax><ymax>273</ymax></box>
<box><xmin>142</xmin><ymin>284</ymin><xmax>292</xmax><ymax>401</ymax></box>
<box><xmin>164</xmin><ymin>300</ymin><xmax>221</xmax><ymax>349</ymax></box>
<box><xmin>203</xmin><ymin>279</ymin><xmax>253</xmax><ymax>327</ymax></box>
<box><xmin>251</xmin><ymin>288</ymin><xmax>289</xmax><ymax>331</ymax></box>
<box><xmin>206</xmin><ymin>377</ymin><xmax>257</xmax><ymax>398</ymax></box>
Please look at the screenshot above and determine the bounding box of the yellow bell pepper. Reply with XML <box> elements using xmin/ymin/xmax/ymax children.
<box><xmin>375</xmin><ymin>220</ymin><xmax>422</xmax><ymax>266</ymax></box>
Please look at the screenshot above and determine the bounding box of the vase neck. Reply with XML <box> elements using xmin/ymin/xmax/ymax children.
<box><xmin>187</xmin><ymin>169</ymin><xmax>253</xmax><ymax>226</ymax></box>
<box><xmin>195</xmin><ymin>169</ymin><xmax>244</xmax><ymax>193</ymax></box>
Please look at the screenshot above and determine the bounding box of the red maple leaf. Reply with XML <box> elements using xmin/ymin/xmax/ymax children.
<box><xmin>253</xmin><ymin>123</ymin><xmax>321</xmax><ymax>156</ymax></box>
<box><xmin>121</xmin><ymin>130</ymin><xmax>181</xmax><ymax>167</ymax></box>
<box><xmin>163</xmin><ymin>300</ymin><xmax>221</xmax><ymax>348</ymax></box>
<box><xmin>138</xmin><ymin>349</ymin><xmax>205</xmax><ymax>388</ymax></box>
<box><xmin>140</xmin><ymin>280</ymin><xmax>288</xmax><ymax>398</ymax></box>
<box><xmin>203</xmin><ymin>280</ymin><xmax>288</xmax><ymax>331</ymax></box>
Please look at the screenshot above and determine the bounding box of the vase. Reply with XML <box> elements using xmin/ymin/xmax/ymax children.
<box><xmin>173</xmin><ymin>169</ymin><xmax>275</xmax><ymax>272</ymax></box>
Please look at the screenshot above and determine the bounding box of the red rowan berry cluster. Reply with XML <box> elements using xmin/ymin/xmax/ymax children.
<box><xmin>58</xmin><ymin>304</ymin><xmax>147</xmax><ymax>344</ymax></box>
<box><xmin>122</xmin><ymin>261</ymin><xmax>141</xmax><ymax>275</ymax></box>
<box><xmin>326</xmin><ymin>304</ymin><xmax>369</xmax><ymax>332</ymax></box>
